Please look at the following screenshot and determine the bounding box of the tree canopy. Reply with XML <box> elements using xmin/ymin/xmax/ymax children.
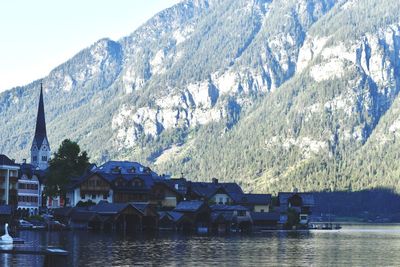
<box><xmin>44</xmin><ymin>139</ymin><xmax>90</xmax><ymax>206</ymax></box>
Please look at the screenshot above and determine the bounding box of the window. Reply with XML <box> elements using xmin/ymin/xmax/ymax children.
<box><xmin>91</xmin><ymin>194</ymin><xmax>96</xmax><ymax>199</ymax></box>
<box><xmin>81</xmin><ymin>194</ymin><xmax>85</xmax><ymax>199</ymax></box>
<box><xmin>33</xmin><ymin>156</ymin><xmax>37</xmax><ymax>162</ymax></box>
<box><xmin>42</xmin><ymin>156</ymin><xmax>47</xmax><ymax>161</ymax></box>
<box><xmin>219</xmin><ymin>197</ymin><xmax>223</xmax><ymax>204</ymax></box>
<box><xmin>238</xmin><ymin>210</ymin><xmax>246</xmax><ymax>216</ymax></box>
<box><xmin>103</xmin><ymin>194</ymin><xmax>108</xmax><ymax>200</ymax></box>
<box><xmin>260</xmin><ymin>209</ymin><xmax>265</xmax><ymax>212</ymax></box>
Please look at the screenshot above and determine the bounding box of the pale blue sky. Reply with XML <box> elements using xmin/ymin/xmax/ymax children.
<box><xmin>0</xmin><ymin>0</ymin><xmax>179</xmax><ymax>92</ymax></box>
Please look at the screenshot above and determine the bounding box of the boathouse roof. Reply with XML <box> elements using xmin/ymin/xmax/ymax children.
<box><xmin>174</xmin><ymin>200</ymin><xmax>205</xmax><ymax>212</ymax></box>
<box><xmin>278</xmin><ymin>192</ymin><xmax>315</xmax><ymax>206</ymax></box>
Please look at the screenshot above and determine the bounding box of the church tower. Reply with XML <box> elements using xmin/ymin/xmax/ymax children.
<box><xmin>31</xmin><ymin>83</ymin><xmax>51</xmax><ymax>170</ymax></box>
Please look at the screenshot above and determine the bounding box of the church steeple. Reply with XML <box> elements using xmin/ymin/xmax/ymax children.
<box><xmin>31</xmin><ymin>82</ymin><xmax>51</xmax><ymax>170</ymax></box>
<box><xmin>34</xmin><ymin>83</ymin><xmax>47</xmax><ymax>148</ymax></box>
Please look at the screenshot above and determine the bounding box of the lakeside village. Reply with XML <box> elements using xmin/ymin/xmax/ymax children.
<box><xmin>0</xmin><ymin>85</ymin><xmax>323</xmax><ymax>234</ymax></box>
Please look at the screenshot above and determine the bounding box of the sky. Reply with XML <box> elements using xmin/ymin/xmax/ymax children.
<box><xmin>0</xmin><ymin>0</ymin><xmax>180</xmax><ymax>92</ymax></box>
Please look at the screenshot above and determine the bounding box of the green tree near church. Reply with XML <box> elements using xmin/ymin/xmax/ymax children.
<box><xmin>44</xmin><ymin>139</ymin><xmax>90</xmax><ymax>207</ymax></box>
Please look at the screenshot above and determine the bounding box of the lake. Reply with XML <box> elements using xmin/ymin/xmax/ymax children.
<box><xmin>2</xmin><ymin>225</ymin><xmax>400</xmax><ymax>266</ymax></box>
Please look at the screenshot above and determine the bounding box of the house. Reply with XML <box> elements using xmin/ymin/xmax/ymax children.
<box><xmin>0</xmin><ymin>154</ymin><xmax>19</xmax><ymax>206</ymax></box>
<box><xmin>158</xmin><ymin>211</ymin><xmax>188</xmax><ymax>231</ymax></box>
<box><xmin>173</xmin><ymin>200</ymin><xmax>211</xmax><ymax>232</ymax></box>
<box><xmin>67</xmin><ymin>161</ymin><xmax>164</xmax><ymax>206</ymax></box>
<box><xmin>232</xmin><ymin>193</ymin><xmax>272</xmax><ymax>212</ymax></box>
<box><xmin>210</xmin><ymin>204</ymin><xmax>252</xmax><ymax>232</ymax></box>
<box><xmin>17</xmin><ymin>163</ymin><xmax>44</xmax><ymax>216</ymax></box>
<box><xmin>278</xmin><ymin>192</ymin><xmax>315</xmax><ymax>225</ymax></box>
<box><xmin>187</xmin><ymin>178</ymin><xmax>244</xmax><ymax>205</ymax></box>
<box><xmin>149</xmin><ymin>181</ymin><xmax>184</xmax><ymax>210</ymax></box>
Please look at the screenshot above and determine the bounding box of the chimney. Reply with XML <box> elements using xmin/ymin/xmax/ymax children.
<box><xmin>212</xmin><ymin>177</ymin><xmax>218</xmax><ymax>184</ymax></box>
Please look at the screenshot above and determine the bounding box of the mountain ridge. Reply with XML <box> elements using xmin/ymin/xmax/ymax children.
<box><xmin>2</xmin><ymin>0</ymin><xmax>400</xmax><ymax>193</ymax></box>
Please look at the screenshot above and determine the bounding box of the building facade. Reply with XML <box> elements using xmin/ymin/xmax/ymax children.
<box><xmin>18</xmin><ymin>164</ymin><xmax>43</xmax><ymax>215</ymax></box>
<box><xmin>0</xmin><ymin>155</ymin><xmax>19</xmax><ymax>206</ymax></box>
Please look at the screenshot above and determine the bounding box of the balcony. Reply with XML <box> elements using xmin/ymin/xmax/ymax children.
<box><xmin>18</xmin><ymin>189</ymin><xmax>39</xmax><ymax>195</ymax></box>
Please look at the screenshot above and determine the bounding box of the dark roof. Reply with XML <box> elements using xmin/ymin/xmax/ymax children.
<box><xmin>0</xmin><ymin>205</ymin><xmax>12</xmax><ymax>215</ymax></box>
<box><xmin>163</xmin><ymin>178</ymin><xmax>188</xmax><ymax>196</ymax></box>
<box><xmin>52</xmin><ymin>207</ymin><xmax>75</xmax><ymax>217</ymax></box>
<box><xmin>95</xmin><ymin>161</ymin><xmax>158</xmax><ymax>176</ymax></box>
<box><xmin>88</xmin><ymin>202</ymin><xmax>131</xmax><ymax>215</ymax></box>
<box><xmin>128</xmin><ymin>202</ymin><xmax>149</xmax><ymax>213</ymax></box>
<box><xmin>88</xmin><ymin>202</ymin><xmax>144</xmax><ymax>216</ymax></box>
<box><xmin>70</xmin><ymin>171</ymin><xmax>158</xmax><ymax>191</ymax></box>
<box><xmin>70</xmin><ymin>211</ymin><xmax>97</xmax><ymax>222</ymax></box>
<box><xmin>158</xmin><ymin>211</ymin><xmax>184</xmax><ymax>222</ymax></box>
<box><xmin>174</xmin><ymin>201</ymin><xmax>205</xmax><ymax>212</ymax></box>
<box><xmin>241</xmin><ymin>194</ymin><xmax>272</xmax><ymax>205</ymax></box>
<box><xmin>33</xmin><ymin>84</ymin><xmax>49</xmax><ymax>149</ymax></box>
<box><xmin>250</xmin><ymin>212</ymin><xmax>280</xmax><ymax>221</ymax></box>
<box><xmin>190</xmin><ymin>181</ymin><xmax>243</xmax><ymax>199</ymax></box>
<box><xmin>278</xmin><ymin>192</ymin><xmax>315</xmax><ymax>206</ymax></box>
<box><xmin>211</xmin><ymin>204</ymin><xmax>249</xmax><ymax>212</ymax></box>
<box><xmin>0</xmin><ymin>154</ymin><xmax>19</xmax><ymax>167</ymax></box>
<box><xmin>19</xmin><ymin>163</ymin><xmax>46</xmax><ymax>182</ymax></box>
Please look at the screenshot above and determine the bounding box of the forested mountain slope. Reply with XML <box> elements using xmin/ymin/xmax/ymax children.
<box><xmin>1</xmin><ymin>0</ymin><xmax>400</xmax><ymax>193</ymax></box>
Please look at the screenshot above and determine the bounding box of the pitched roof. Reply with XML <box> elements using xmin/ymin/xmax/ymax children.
<box><xmin>159</xmin><ymin>211</ymin><xmax>185</xmax><ymax>222</ymax></box>
<box><xmin>190</xmin><ymin>181</ymin><xmax>243</xmax><ymax>199</ymax></box>
<box><xmin>88</xmin><ymin>202</ymin><xmax>131</xmax><ymax>215</ymax></box>
<box><xmin>87</xmin><ymin>202</ymin><xmax>145</xmax><ymax>216</ymax></box>
<box><xmin>241</xmin><ymin>194</ymin><xmax>272</xmax><ymax>205</ymax></box>
<box><xmin>19</xmin><ymin>163</ymin><xmax>46</xmax><ymax>182</ymax></box>
<box><xmin>70</xmin><ymin>211</ymin><xmax>97</xmax><ymax>222</ymax></box>
<box><xmin>211</xmin><ymin>204</ymin><xmax>249</xmax><ymax>212</ymax></box>
<box><xmin>95</xmin><ymin>161</ymin><xmax>158</xmax><ymax>176</ymax></box>
<box><xmin>0</xmin><ymin>154</ymin><xmax>19</xmax><ymax>167</ymax></box>
<box><xmin>52</xmin><ymin>207</ymin><xmax>75</xmax><ymax>217</ymax></box>
<box><xmin>278</xmin><ymin>192</ymin><xmax>315</xmax><ymax>206</ymax></box>
<box><xmin>33</xmin><ymin>84</ymin><xmax>48</xmax><ymax>149</ymax></box>
<box><xmin>163</xmin><ymin>178</ymin><xmax>188</xmax><ymax>196</ymax></box>
<box><xmin>174</xmin><ymin>200</ymin><xmax>205</xmax><ymax>212</ymax></box>
<box><xmin>69</xmin><ymin>170</ymin><xmax>159</xmax><ymax>191</ymax></box>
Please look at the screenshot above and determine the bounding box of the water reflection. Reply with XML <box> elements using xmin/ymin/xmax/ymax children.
<box><xmin>2</xmin><ymin>225</ymin><xmax>400</xmax><ymax>266</ymax></box>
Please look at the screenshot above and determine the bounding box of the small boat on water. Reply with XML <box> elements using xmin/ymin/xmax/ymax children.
<box><xmin>309</xmin><ymin>222</ymin><xmax>341</xmax><ymax>230</ymax></box>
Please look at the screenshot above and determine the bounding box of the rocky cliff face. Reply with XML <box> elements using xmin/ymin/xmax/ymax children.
<box><xmin>2</xmin><ymin>0</ymin><xmax>400</xmax><ymax>193</ymax></box>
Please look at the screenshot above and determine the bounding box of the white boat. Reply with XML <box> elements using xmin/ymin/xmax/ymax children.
<box><xmin>0</xmin><ymin>223</ymin><xmax>13</xmax><ymax>245</ymax></box>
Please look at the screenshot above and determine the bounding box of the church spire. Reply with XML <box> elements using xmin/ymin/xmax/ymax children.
<box><xmin>34</xmin><ymin>82</ymin><xmax>47</xmax><ymax>147</ymax></box>
<box><xmin>31</xmin><ymin>82</ymin><xmax>51</xmax><ymax>170</ymax></box>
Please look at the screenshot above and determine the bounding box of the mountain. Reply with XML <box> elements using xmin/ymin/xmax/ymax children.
<box><xmin>2</xmin><ymin>0</ymin><xmax>400</xmax><ymax>194</ymax></box>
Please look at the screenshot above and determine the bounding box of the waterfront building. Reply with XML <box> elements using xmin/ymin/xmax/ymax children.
<box><xmin>210</xmin><ymin>204</ymin><xmax>252</xmax><ymax>232</ymax></box>
<box><xmin>234</xmin><ymin>193</ymin><xmax>272</xmax><ymax>212</ymax></box>
<box><xmin>67</xmin><ymin>161</ymin><xmax>178</xmax><ymax>207</ymax></box>
<box><xmin>173</xmin><ymin>200</ymin><xmax>211</xmax><ymax>232</ymax></box>
<box><xmin>187</xmin><ymin>178</ymin><xmax>244</xmax><ymax>204</ymax></box>
<box><xmin>278</xmin><ymin>192</ymin><xmax>315</xmax><ymax>225</ymax></box>
<box><xmin>0</xmin><ymin>154</ymin><xmax>19</xmax><ymax>206</ymax></box>
<box><xmin>17</xmin><ymin>163</ymin><xmax>43</xmax><ymax>215</ymax></box>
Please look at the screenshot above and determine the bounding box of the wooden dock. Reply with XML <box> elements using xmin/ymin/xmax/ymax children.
<box><xmin>0</xmin><ymin>247</ymin><xmax>68</xmax><ymax>267</ymax></box>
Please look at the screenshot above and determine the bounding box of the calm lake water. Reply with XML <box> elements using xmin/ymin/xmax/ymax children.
<box><xmin>2</xmin><ymin>225</ymin><xmax>400</xmax><ymax>266</ymax></box>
